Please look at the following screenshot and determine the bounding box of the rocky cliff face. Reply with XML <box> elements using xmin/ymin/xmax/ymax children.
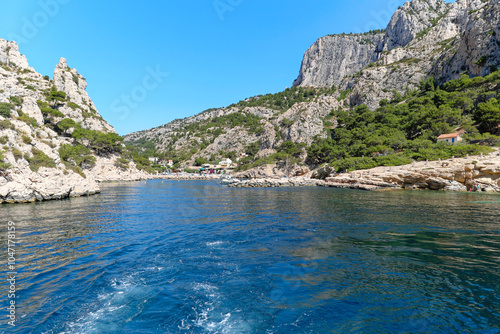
<box><xmin>382</xmin><ymin>0</ymin><xmax>450</xmax><ymax>51</ymax></box>
<box><xmin>292</xmin><ymin>33</ymin><xmax>384</xmax><ymax>87</ymax></box>
<box><xmin>294</xmin><ymin>0</ymin><xmax>500</xmax><ymax>109</ymax></box>
<box><xmin>0</xmin><ymin>38</ymin><xmax>149</xmax><ymax>203</ymax></box>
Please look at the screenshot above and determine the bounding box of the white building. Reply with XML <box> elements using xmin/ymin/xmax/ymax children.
<box><xmin>437</xmin><ymin>133</ymin><xmax>463</xmax><ymax>144</ymax></box>
<box><xmin>218</xmin><ymin>158</ymin><xmax>233</xmax><ymax>168</ymax></box>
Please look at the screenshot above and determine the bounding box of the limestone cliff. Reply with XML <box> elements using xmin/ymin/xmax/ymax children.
<box><xmin>294</xmin><ymin>0</ymin><xmax>500</xmax><ymax>109</ymax></box>
<box><xmin>292</xmin><ymin>33</ymin><xmax>384</xmax><ymax>88</ymax></box>
<box><xmin>0</xmin><ymin>38</ymin><xmax>149</xmax><ymax>203</ymax></box>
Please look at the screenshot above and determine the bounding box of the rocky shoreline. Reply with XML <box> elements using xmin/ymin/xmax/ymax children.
<box><xmin>224</xmin><ymin>177</ymin><xmax>319</xmax><ymax>188</ymax></box>
<box><xmin>157</xmin><ymin>174</ymin><xmax>222</xmax><ymax>181</ymax></box>
<box><xmin>322</xmin><ymin>150</ymin><xmax>500</xmax><ymax>193</ymax></box>
<box><xmin>221</xmin><ymin>150</ymin><xmax>500</xmax><ymax>193</ymax></box>
<box><xmin>3</xmin><ymin>150</ymin><xmax>500</xmax><ymax>204</ymax></box>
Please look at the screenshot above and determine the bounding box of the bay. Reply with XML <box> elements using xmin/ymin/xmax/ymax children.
<box><xmin>1</xmin><ymin>180</ymin><xmax>499</xmax><ymax>333</ymax></box>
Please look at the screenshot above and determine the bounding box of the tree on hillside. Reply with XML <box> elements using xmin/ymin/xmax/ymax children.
<box><xmin>475</xmin><ymin>98</ymin><xmax>500</xmax><ymax>133</ymax></box>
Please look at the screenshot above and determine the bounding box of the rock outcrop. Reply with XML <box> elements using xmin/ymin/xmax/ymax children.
<box><xmin>0</xmin><ymin>38</ymin><xmax>151</xmax><ymax>203</ymax></box>
<box><xmin>225</xmin><ymin>177</ymin><xmax>320</xmax><ymax>188</ymax></box>
<box><xmin>323</xmin><ymin>150</ymin><xmax>500</xmax><ymax>192</ymax></box>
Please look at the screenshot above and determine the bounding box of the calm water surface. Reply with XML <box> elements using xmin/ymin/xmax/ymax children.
<box><xmin>1</xmin><ymin>180</ymin><xmax>500</xmax><ymax>333</ymax></box>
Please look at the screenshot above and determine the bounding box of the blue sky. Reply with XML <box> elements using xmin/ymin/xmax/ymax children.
<box><xmin>1</xmin><ymin>0</ymin><xmax>410</xmax><ymax>135</ymax></box>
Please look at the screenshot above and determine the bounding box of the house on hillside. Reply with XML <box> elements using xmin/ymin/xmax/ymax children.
<box><xmin>218</xmin><ymin>158</ymin><xmax>233</xmax><ymax>168</ymax></box>
<box><xmin>437</xmin><ymin>132</ymin><xmax>463</xmax><ymax>144</ymax></box>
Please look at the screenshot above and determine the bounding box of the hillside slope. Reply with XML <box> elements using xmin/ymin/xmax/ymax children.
<box><xmin>0</xmin><ymin>39</ymin><xmax>150</xmax><ymax>203</ymax></box>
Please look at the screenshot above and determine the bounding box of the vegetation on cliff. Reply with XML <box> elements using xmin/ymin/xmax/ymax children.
<box><xmin>229</xmin><ymin>86</ymin><xmax>337</xmax><ymax>112</ymax></box>
<box><xmin>308</xmin><ymin>70</ymin><xmax>500</xmax><ymax>172</ymax></box>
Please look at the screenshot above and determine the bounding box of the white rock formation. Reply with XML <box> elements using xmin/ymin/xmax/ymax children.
<box><xmin>0</xmin><ymin>38</ymin><xmax>152</xmax><ymax>203</ymax></box>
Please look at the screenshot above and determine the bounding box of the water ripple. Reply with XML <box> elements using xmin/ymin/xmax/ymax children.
<box><xmin>0</xmin><ymin>181</ymin><xmax>499</xmax><ymax>333</ymax></box>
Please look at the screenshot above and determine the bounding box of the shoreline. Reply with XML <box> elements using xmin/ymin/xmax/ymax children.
<box><xmin>3</xmin><ymin>150</ymin><xmax>500</xmax><ymax>204</ymax></box>
<box><xmin>223</xmin><ymin>150</ymin><xmax>500</xmax><ymax>193</ymax></box>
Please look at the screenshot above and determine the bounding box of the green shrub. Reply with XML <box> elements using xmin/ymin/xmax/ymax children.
<box><xmin>281</xmin><ymin>118</ymin><xmax>294</xmax><ymax>127</ymax></box>
<box><xmin>131</xmin><ymin>152</ymin><xmax>152</xmax><ymax>171</ymax></box>
<box><xmin>277</xmin><ymin>141</ymin><xmax>306</xmax><ymax>157</ymax></box>
<box><xmin>0</xmin><ymin>136</ymin><xmax>7</xmax><ymax>144</ymax></box>
<box><xmin>12</xmin><ymin>148</ymin><xmax>23</xmax><ymax>161</ymax></box>
<box><xmin>245</xmin><ymin>141</ymin><xmax>260</xmax><ymax>157</ymax></box>
<box><xmin>0</xmin><ymin>150</ymin><xmax>10</xmax><ymax>171</ymax></box>
<box><xmin>475</xmin><ymin>56</ymin><xmax>488</xmax><ymax>66</ymax></box>
<box><xmin>9</xmin><ymin>96</ymin><xmax>23</xmax><ymax>106</ymax></box>
<box><xmin>194</xmin><ymin>157</ymin><xmax>208</xmax><ymax>166</ymax></box>
<box><xmin>0</xmin><ymin>102</ymin><xmax>14</xmax><ymax>118</ymax></box>
<box><xmin>37</xmin><ymin>100</ymin><xmax>49</xmax><ymax>108</ymax></box>
<box><xmin>56</xmin><ymin>118</ymin><xmax>78</xmax><ymax>133</ymax></box>
<box><xmin>374</xmin><ymin>153</ymin><xmax>413</xmax><ymax>166</ymax></box>
<box><xmin>49</xmin><ymin>89</ymin><xmax>66</xmax><ymax>102</ymax></box>
<box><xmin>67</xmin><ymin>102</ymin><xmax>81</xmax><ymax>110</ymax></box>
<box><xmin>0</xmin><ymin>119</ymin><xmax>13</xmax><ymax>130</ymax></box>
<box><xmin>338</xmin><ymin>89</ymin><xmax>352</xmax><ymax>101</ymax></box>
<box><xmin>184</xmin><ymin>168</ymin><xmax>199</xmax><ymax>174</ymax></box>
<box><xmin>56</xmin><ymin>119</ymin><xmax>123</xmax><ymax>155</ymax></box>
<box><xmin>114</xmin><ymin>158</ymin><xmax>130</xmax><ymax>170</ymax></box>
<box><xmin>26</xmin><ymin>148</ymin><xmax>56</xmax><ymax>172</ymax></box>
<box><xmin>41</xmin><ymin>107</ymin><xmax>64</xmax><ymax>118</ymax></box>
<box><xmin>72</xmin><ymin>128</ymin><xmax>123</xmax><ymax>155</ymax></box>
<box><xmin>59</xmin><ymin>144</ymin><xmax>96</xmax><ymax>170</ymax></box>
<box><xmin>331</xmin><ymin>157</ymin><xmax>378</xmax><ymax>173</ymax></box>
<box><xmin>21</xmin><ymin>134</ymin><xmax>32</xmax><ymax>144</ymax></box>
<box><xmin>228</xmin><ymin>86</ymin><xmax>334</xmax><ymax>112</ymax></box>
<box><xmin>17</xmin><ymin>113</ymin><xmax>38</xmax><ymax>127</ymax></box>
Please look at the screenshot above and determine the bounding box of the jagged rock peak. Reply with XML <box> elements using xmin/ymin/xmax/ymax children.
<box><xmin>55</xmin><ymin>57</ymin><xmax>68</xmax><ymax>70</ymax></box>
<box><xmin>52</xmin><ymin>57</ymin><xmax>97</xmax><ymax>114</ymax></box>
<box><xmin>383</xmin><ymin>0</ymin><xmax>450</xmax><ymax>51</ymax></box>
<box><xmin>0</xmin><ymin>38</ymin><xmax>31</xmax><ymax>70</ymax></box>
<box><xmin>53</xmin><ymin>57</ymin><xmax>88</xmax><ymax>92</ymax></box>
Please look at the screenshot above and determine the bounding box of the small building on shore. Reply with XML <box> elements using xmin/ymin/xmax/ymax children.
<box><xmin>218</xmin><ymin>158</ymin><xmax>233</xmax><ymax>168</ymax></box>
<box><xmin>437</xmin><ymin>132</ymin><xmax>463</xmax><ymax>144</ymax></box>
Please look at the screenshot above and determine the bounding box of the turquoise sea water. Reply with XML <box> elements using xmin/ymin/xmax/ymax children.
<box><xmin>1</xmin><ymin>180</ymin><xmax>500</xmax><ymax>333</ymax></box>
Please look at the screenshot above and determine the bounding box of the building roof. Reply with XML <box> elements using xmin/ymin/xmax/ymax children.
<box><xmin>437</xmin><ymin>132</ymin><xmax>461</xmax><ymax>139</ymax></box>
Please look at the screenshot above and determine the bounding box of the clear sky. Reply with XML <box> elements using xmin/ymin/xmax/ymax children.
<box><xmin>1</xmin><ymin>0</ymin><xmax>411</xmax><ymax>135</ymax></box>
